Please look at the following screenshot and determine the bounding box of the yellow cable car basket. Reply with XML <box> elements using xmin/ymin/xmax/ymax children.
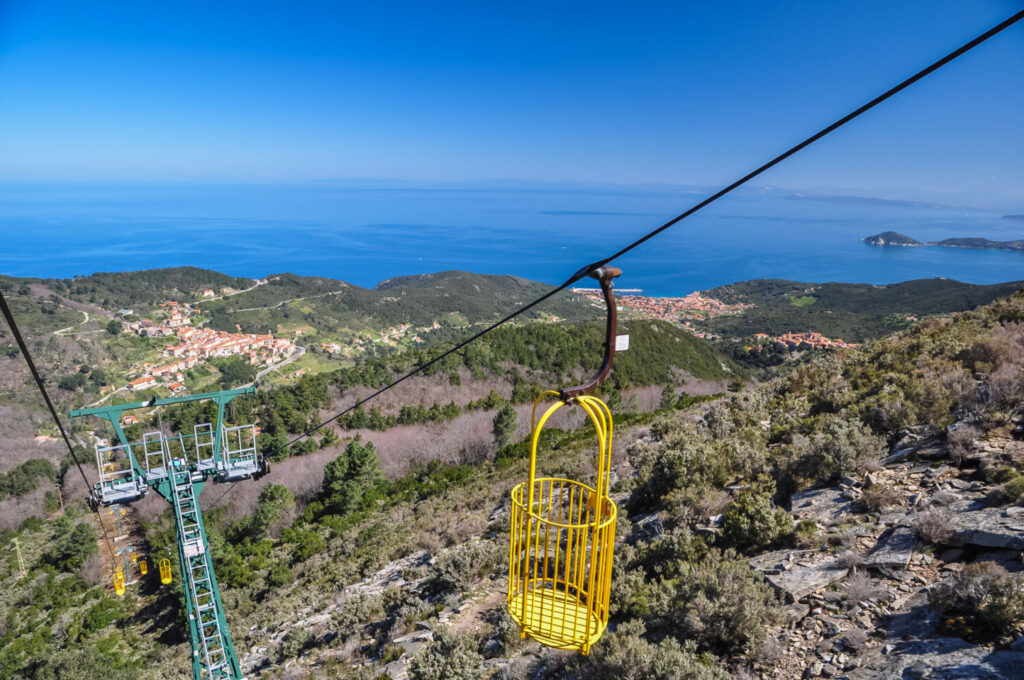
<box><xmin>508</xmin><ymin>391</ymin><xmax>617</xmax><ymax>655</ymax></box>
<box><xmin>139</xmin><ymin>559</ymin><xmax>148</xmax><ymax>576</ymax></box>
<box><xmin>159</xmin><ymin>558</ymin><xmax>172</xmax><ymax>585</ymax></box>
<box><xmin>113</xmin><ymin>566</ymin><xmax>125</xmax><ymax>596</ymax></box>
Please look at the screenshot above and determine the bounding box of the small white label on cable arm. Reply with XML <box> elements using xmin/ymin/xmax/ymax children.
<box><xmin>615</xmin><ymin>334</ymin><xmax>630</xmax><ymax>351</ymax></box>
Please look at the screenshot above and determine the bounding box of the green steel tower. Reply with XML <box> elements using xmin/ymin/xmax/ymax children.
<box><xmin>71</xmin><ymin>387</ymin><xmax>266</xmax><ymax>680</ymax></box>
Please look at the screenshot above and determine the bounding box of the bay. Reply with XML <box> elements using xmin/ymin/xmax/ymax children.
<box><xmin>1</xmin><ymin>182</ymin><xmax>1021</xmax><ymax>296</ymax></box>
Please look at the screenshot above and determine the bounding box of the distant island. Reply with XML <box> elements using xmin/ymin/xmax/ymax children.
<box><xmin>863</xmin><ymin>231</ymin><xmax>1024</xmax><ymax>253</ymax></box>
<box><xmin>1004</xmin><ymin>215</ymin><xmax>1024</xmax><ymax>221</ymax></box>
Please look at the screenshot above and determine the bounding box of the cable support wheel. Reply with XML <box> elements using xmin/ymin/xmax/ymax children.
<box><xmin>508</xmin><ymin>392</ymin><xmax>617</xmax><ymax>654</ymax></box>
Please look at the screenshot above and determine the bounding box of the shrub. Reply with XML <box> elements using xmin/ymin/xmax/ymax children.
<box><xmin>266</xmin><ymin>563</ymin><xmax>292</xmax><ymax>588</ymax></box>
<box><xmin>332</xmin><ymin>592</ymin><xmax>384</xmax><ymax>631</ymax></box>
<box><xmin>574</xmin><ymin>619</ymin><xmax>729</xmax><ymax>680</ymax></box>
<box><xmin>843</xmin><ymin>573</ymin><xmax>886</xmax><ymax>605</ymax></box>
<box><xmin>408</xmin><ymin>628</ymin><xmax>484</xmax><ymax>680</ymax></box>
<box><xmin>929</xmin><ymin>562</ymin><xmax>1024</xmax><ymax>645</ymax></box>
<box><xmin>988</xmin><ymin>475</ymin><xmax>1024</xmax><ymax>506</ymax></box>
<box><xmin>915</xmin><ymin>507</ymin><xmax>954</xmax><ymax>545</ymax></box>
<box><xmin>947</xmin><ymin>424</ymin><xmax>980</xmax><ymax>464</ymax></box>
<box><xmin>645</xmin><ymin>550</ymin><xmax>782</xmax><ymax>658</ymax></box>
<box><xmin>276</xmin><ymin>627</ymin><xmax>314</xmax><ymax>662</ymax></box>
<box><xmin>836</xmin><ymin>550</ymin><xmax>865</xmax><ymax>572</ymax></box>
<box><xmin>721</xmin><ymin>483</ymin><xmax>793</xmax><ymax>553</ymax></box>
<box><xmin>429</xmin><ymin>541</ymin><xmax>501</xmax><ymax>594</ymax></box>
<box><xmin>859</xmin><ymin>484</ymin><xmax>902</xmax><ymax>513</ymax></box>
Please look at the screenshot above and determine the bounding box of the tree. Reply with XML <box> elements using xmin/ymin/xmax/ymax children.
<box><xmin>660</xmin><ymin>385</ymin><xmax>677</xmax><ymax>409</ymax></box>
<box><xmin>46</xmin><ymin>518</ymin><xmax>98</xmax><ymax>571</ymax></box>
<box><xmin>105</xmin><ymin>319</ymin><xmax>123</xmax><ymax>335</ymax></box>
<box><xmin>247</xmin><ymin>483</ymin><xmax>294</xmax><ymax>538</ymax></box>
<box><xmin>322</xmin><ymin>438</ymin><xmax>384</xmax><ymax>514</ymax></box>
<box><xmin>492</xmin><ymin>404</ymin><xmax>518</xmax><ymax>449</ymax></box>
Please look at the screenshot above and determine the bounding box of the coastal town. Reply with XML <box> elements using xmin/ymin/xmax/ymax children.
<box><xmin>573</xmin><ymin>288</ymin><xmax>856</xmax><ymax>352</ymax></box>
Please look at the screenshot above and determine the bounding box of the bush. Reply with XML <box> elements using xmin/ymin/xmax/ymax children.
<box><xmin>408</xmin><ymin>628</ymin><xmax>484</xmax><ymax>680</ymax></box>
<box><xmin>988</xmin><ymin>475</ymin><xmax>1024</xmax><ymax>507</ymax></box>
<box><xmin>859</xmin><ymin>484</ymin><xmax>902</xmax><ymax>513</ymax></box>
<box><xmin>644</xmin><ymin>550</ymin><xmax>782</xmax><ymax>658</ymax></box>
<box><xmin>914</xmin><ymin>508</ymin><xmax>954</xmax><ymax>545</ymax></box>
<box><xmin>929</xmin><ymin>562</ymin><xmax>1024</xmax><ymax>645</ymax></box>
<box><xmin>947</xmin><ymin>424</ymin><xmax>980</xmax><ymax>464</ymax></box>
<box><xmin>266</xmin><ymin>563</ymin><xmax>292</xmax><ymax>588</ymax></box>
<box><xmin>574</xmin><ymin>619</ymin><xmax>728</xmax><ymax>680</ymax></box>
<box><xmin>721</xmin><ymin>482</ymin><xmax>793</xmax><ymax>553</ymax></box>
<box><xmin>843</xmin><ymin>573</ymin><xmax>886</xmax><ymax>605</ymax></box>
<box><xmin>276</xmin><ymin>627</ymin><xmax>314</xmax><ymax>662</ymax></box>
<box><xmin>429</xmin><ymin>541</ymin><xmax>501</xmax><ymax>594</ymax></box>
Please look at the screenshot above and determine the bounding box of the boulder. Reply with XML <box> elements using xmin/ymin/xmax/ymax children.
<box><xmin>790</xmin><ymin>487</ymin><xmax>853</xmax><ymax>525</ymax></box>
<box><xmin>865</xmin><ymin>527</ymin><xmax>919</xmax><ymax>569</ymax></box>
<box><xmin>946</xmin><ymin>503</ymin><xmax>1024</xmax><ymax>550</ymax></box>
<box><xmin>750</xmin><ymin>550</ymin><xmax>849</xmax><ymax>602</ymax></box>
<box><xmin>628</xmin><ymin>512</ymin><xmax>665</xmax><ymax>543</ymax></box>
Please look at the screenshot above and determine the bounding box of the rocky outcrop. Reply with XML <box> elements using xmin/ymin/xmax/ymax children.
<box><xmin>865</xmin><ymin>527</ymin><xmax>919</xmax><ymax>569</ymax></box>
<box><xmin>945</xmin><ymin>503</ymin><xmax>1024</xmax><ymax>550</ymax></box>
<box><xmin>750</xmin><ymin>551</ymin><xmax>848</xmax><ymax>602</ymax></box>
<box><xmin>850</xmin><ymin>638</ymin><xmax>1024</xmax><ymax>679</ymax></box>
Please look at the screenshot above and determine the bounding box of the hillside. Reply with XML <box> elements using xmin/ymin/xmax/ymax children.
<box><xmin>200</xmin><ymin>270</ymin><xmax>595</xmax><ymax>338</ymax></box>
<box><xmin>2</xmin><ymin>281</ymin><xmax>1023</xmax><ymax>678</ymax></box>
<box><xmin>700</xmin><ymin>277</ymin><xmax>1024</xmax><ymax>342</ymax></box>
<box><xmin>39</xmin><ymin>267</ymin><xmax>256</xmax><ymax>308</ymax></box>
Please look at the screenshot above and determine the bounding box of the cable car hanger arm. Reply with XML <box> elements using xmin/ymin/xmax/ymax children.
<box><xmin>560</xmin><ymin>266</ymin><xmax>621</xmax><ymax>401</ymax></box>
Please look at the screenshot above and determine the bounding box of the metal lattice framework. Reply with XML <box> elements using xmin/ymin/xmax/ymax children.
<box><xmin>71</xmin><ymin>387</ymin><xmax>266</xmax><ymax>680</ymax></box>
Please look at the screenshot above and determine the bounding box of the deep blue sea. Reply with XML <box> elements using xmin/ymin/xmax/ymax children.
<box><xmin>2</xmin><ymin>182</ymin><xmax>1022</xmax><ymax>296</ymax></box>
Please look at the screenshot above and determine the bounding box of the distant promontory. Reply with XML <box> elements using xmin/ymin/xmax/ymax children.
<box><xmin>863</xmin><ymin>231</ymin><xmax>1024</xmax><ymax>253</ymax></box>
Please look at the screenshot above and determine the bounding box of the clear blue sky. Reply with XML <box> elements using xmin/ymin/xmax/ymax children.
<box><xmin>1</xmin><ymin>1</ymin><xmax>1022</xmax><ymax>200</ymax></box>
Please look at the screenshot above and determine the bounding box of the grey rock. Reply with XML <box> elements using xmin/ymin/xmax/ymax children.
<box><xmin>850</xmin><ymin>638</ymin><xmax>1024</xmax><ymax>680</ymax></box>
<box><xmin>946</xmin><ymin>506</ymin><xmax>1024</xmax><ymax>550</ymax></box>
<box><xmin>790</xmin><ymin>487</ymin><xmax>854</xmax><ymax>524</ymax></box>
<box><xmin>750</xmin><ymin>550</ymin><xmax>848</xmax><ymax>602</ymax></box>
<box><xmin>916</xmin><ymin>441</ymin><xmax>948</xmax><ymax>460</ymax></box>
<box><xmin>807</xmin><ymin>661</ymin><xmax>824</xmax><ymax>677</ymax></box>
<box><xmin>865</xmin><ymin>527</ymin><xmax>919</xmax><ymax>569</ymax></box>
<box><xmin>628</xmin><ymin>512</ymin><xmax>665</xmax><ymax>543</ymax></box>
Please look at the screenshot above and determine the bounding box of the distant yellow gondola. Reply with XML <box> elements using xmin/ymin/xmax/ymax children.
<box><xmin>139</xmin><ymin>559</ymin><xmax>148</xmax><ymax>575</ymax></box>
<box><xmin>130</xmin><ymin>551</ymin><xmax>137</xmax><ymax>563</ymax></box>
<box><xmin>113</xmin><ymin>567</ymin><xmax>125</xmax><ymax>596</ymax></box>
<box><xmin>159</xmin><ymin>558</ymin><xmax>172</xmax><ymax>585</ymax></box>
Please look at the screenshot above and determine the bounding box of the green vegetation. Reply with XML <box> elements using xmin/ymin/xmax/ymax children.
<box><xmin>199</xmin><ymin>270</ymin><xmax>595</xmax><ymax>338</ymax></box>
<box><xmin>491</xmin><ymin>404</ymin><xmax>517</xmax><ymax>449</ymax></box>
<box><xmin>703</xmin><ymin>278</ymin><xmax>1023</xmax><ymax>342</ymax></box>
<box><xmin>929</xmin><ymin>562</ymin><xmax>1024</xmax><ymax>645</ymax></box>
<box><xmin>0</xmin><ymin>459</ymin><xmax>57</xmax><ymax>500</ymax></box>
<box><xmin>41</xmin><ymin>267</ymin><xmax>253</xmax><ymax>308</ymax></box>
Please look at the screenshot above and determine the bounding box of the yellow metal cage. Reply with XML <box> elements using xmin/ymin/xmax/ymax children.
<box><xmin>508</xmin><ymin>392</ymin><xmax>617</xmax><ymax>654</ymax></box>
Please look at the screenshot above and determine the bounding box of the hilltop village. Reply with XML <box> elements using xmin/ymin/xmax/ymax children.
<box><xmin>123</xmin><ymin>300</ymin><xmax>298</xmax><ymax>393</ymax></box>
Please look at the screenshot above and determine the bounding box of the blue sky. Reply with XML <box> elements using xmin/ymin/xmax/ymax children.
<box><xmin>1</xmin><ymin>1</ymin><xmax>1022</xmax><ymax>200</ymax></box>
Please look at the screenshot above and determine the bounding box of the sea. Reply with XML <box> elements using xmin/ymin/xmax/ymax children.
<box><xmin>1</xmin><ymin>182</ymin><xmax>1022</xmax><ymax>297</ymax></box>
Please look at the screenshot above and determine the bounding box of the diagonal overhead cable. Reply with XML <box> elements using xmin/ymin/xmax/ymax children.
<box><xmin>0</xmin><ymin>290</ymin><xmax>118</xmax><ymax>559</ymax></box>
<box><xmin>271</xmin><ymin>8</ymin><xmax>1024</xmax><ymax>455</ymax></box>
